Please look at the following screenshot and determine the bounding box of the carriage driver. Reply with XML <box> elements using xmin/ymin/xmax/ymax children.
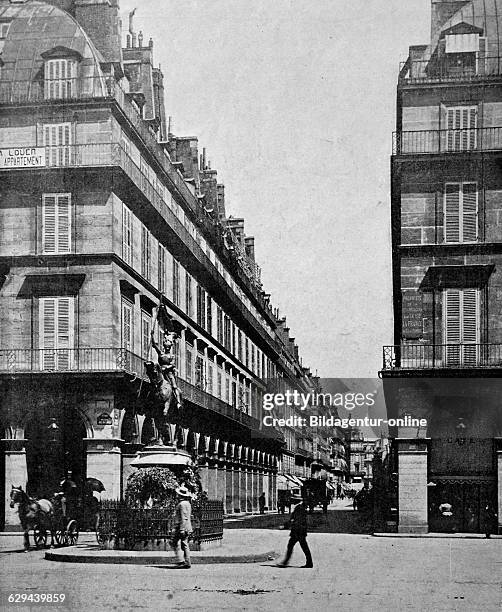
<box><xmin>151</xmin><ymin>329</ymin><xmax>183</xmax><ymax>410</ymax></box>
<box><xmin>59</xmin><ymin>470</ymin><xmax>77</xmax><ymax>519</ymax></box>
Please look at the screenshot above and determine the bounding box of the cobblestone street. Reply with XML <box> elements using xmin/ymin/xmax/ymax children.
<box><xmin>1</xmin><ymin>528</ymin><xmax>500</xmax><ymax>612</ymax></box>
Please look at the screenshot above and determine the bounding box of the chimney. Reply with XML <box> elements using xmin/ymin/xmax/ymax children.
<box><xmin>74</xmin><ymin>0</ymin><xmax>122</xmax><ymax>64</ymax></box>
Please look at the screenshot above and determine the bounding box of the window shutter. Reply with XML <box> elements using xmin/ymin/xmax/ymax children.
<box><xmin>56</xmin><ymin>297</ymin><xmax>74</xmax><ymax>369</ymax></box>
<box><xmin>141</xmin><ymin>312</ymin><xmax>151</xmax><ymax>360</ymax></box>
<box><xmin>462</xmin><ymin>183</ymin><xmax>478</xmax><ymax>242</ymax></box>
<box><xmin>444</xmin><ymin>184</ymin><xmax>460</xmax><ymax>242</ymax></box>
<box><xmin>42</xmin><ymin>194</ymin><xmax>71</xmax><ymax>254</ymax></box>
<box><xmin>42</xmin><ymin>195</ymin><xmax>57</xmax><ymax>253</ymax></box>
<box><xmin>444</xmin><ymin>289</ymin><xmax>479</xmax><ymax>365</ymax></box>
<box><xmin>40</xmin><ymin>297</ymin><xmax>56</xmax><ymax>369</ymax></box>
<box><xmin>462</xmin><ymin>288</ymin><xmax>479</xmax><ymax>364</ymax></box>
<box><xmin>122</xmin><ymin>205</ymin><xmax>133</xmax><ymax>265</ymax></box>
<box><xmin>122</xmin><ymin>300</ymin><xmax>133</xmax><ymax>351</ymax></box>
<box><xmin>39</xmin><ymin>296</ymin><xmax>74</xmax><ymax>369</ymax></box>
<box><xmin>57</xmin><ymin>194</ymin><xmax>71</xmax><ymax>253</ymax></box>
<box><xmin>462</xmin><ymin>289</ymin><xmax>479</xmax><ymax>343</ymax></box>
<box><xmin>466</xmin><ymin>106</ymin><xmax>477</xmax><ymax>149</ymax></box>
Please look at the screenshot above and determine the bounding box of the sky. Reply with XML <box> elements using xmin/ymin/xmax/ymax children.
<box><xmin>119</xmin><ymin>0</ymin><xmax>431</xmax><ymax>378</ymax></box>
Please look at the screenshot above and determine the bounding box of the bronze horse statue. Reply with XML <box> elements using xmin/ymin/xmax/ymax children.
<box><xmin>144</xmin><ymin>361</ymin><xmax>175</xmax><ymax>445</ymax></box>
<box><xmin>9</xmin><ymin>486</ymin><xmax>55</xmax><ymax>550</ymax></box>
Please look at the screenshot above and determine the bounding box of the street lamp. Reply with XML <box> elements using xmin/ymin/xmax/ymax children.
<box><xmin>47</xmin><ymin>418</ymin><xmax>60</xmax><ymax>443</ymax></box>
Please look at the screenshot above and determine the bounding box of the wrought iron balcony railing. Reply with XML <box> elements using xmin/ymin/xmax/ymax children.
<box><xmin>399</xmin><ymin>56</ymin><xmax>502</xmax><ymax>85</ymax></box>
<box><xmin>0</xmin><ymin>347</ymin><xmax>144</xmax><ymax>375</ymax></box>
<box><xmin>393</xmin><ymin>127</ymin><xmax>502</xmax><ymax>155</ymax></box>
<box><xmin>382</xmin><ymin>343</ymin><xmax>502</xmax><ymax>370</ymax></box>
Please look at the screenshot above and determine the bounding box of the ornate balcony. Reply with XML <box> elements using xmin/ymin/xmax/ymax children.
<box><xmin>382</xmin><ymin>343</ymin><xmax>502</xmax><ymax>371</ymax></box>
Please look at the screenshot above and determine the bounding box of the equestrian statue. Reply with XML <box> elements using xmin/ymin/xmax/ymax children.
<box><xmin>143</xmin><ymin>304</ymin><xmax>183</xmax><ymax>446</ymax></box>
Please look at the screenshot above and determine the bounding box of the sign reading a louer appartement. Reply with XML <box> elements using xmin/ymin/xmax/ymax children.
<box><xmin>0</xmin><ymin>147</ymin><xmax>46</xmax><ymax>168</ymax></box>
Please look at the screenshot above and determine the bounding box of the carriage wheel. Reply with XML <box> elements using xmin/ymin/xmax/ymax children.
<box><xmin>55</xmin><ymin>528</ymin><xmax>65</xmax><ymax>546</ymax></box>
<box><xmin>33</xmin><ymin>525</ymin><xmax>47</xmax><ymax>548</ymax></box>
<box><xmin>66</xmin><ymin>520</ymin><xmax>79</xmax><ymax>545</ymax></box>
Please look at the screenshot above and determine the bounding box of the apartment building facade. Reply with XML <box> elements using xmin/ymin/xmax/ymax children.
<box><xmin>381</xmin><ymin>0</ymin><xmax>502</xmax><ymax>534</ymax></box>
<box><xmin>0</xmin><ymin>0</ymin><xmax>323</xmax><ymax>528</ymax></box>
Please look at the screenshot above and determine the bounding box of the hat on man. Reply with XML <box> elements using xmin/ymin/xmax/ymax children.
<box><xmin>175</xmin><ymin>486</ymin><xmax>192</xmax><ymax>498</ymax></box>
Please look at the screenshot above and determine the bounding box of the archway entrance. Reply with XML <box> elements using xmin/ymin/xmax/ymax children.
<box><xmin>25</xmin><ymin>404</ymin><xmax>87</xmax><ymax>501</ymax></box>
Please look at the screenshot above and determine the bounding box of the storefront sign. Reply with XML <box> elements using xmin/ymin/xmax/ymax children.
<box><xmin>97</xmin><ymin>413</ymin><xmax>113</xmax><ymax>426</ymax></box>
<box><xmin>402</xmin><ymin>291</ymin><xmax>423</xmax><ymax>339</ymax></box>
<box><xmin>0</xmin><ymin>147</ymin><xmax>46</xmax><ymax>168</ymax></box>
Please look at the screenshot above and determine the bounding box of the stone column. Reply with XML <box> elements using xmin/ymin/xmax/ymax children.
<box><xmin>217</xmin><ymin>464</ymin><xmax>226</xmax><ymax>511</ymax></box>
<box><xmin>397</xmin><ymin>439</ymin><xmax>429</xmax><ymax>534</ymax></box>
<box><xmin>258</xmin><ymin>470</ymin><xmax>264</xmax><ymax>507</ymax></box>
<box><xmin>3</xmin><ymin>439</ymin><xmax>28</xmax><ymax>530</ymax></box>
<box><xmin>198</xmin><ymin>462</ymin><xmax>209</xmax><ymax>495</ymax></box>
<box><xmin>250</xmin><ymin>468</ymin><xmax>258</xmax><ymax>512</ymax></box>
<box><xmin>240</xmin><ymin>469</ymin><xmax>248</xmax><ymax>513</ymax></box>
<box><xmin>232</xmin><ymin>467</ymin><xmax>240</xmax><ymax>512</ymax></box>
<box><xmin>497</xmin><ymin>439</ymin><xmax>502</xmax><ymax>534</ymax></box>
<box><xmin>262</xmin><ymin>472</ymin><xmax>269</xmax><ymax>509</ymax></box>
<box><xmin>85</xmin><ymin>439</ymin><xmax>122</xmax><ymax>500</ymax></box>
<box><xmin>208</xmin><ymin>462</ymin><xmax>218</xmax><ymax>499</ymax></box>
<box><xmin>271</xmin><ymin>472</ymin><xmax>277</xmax><ymax>511</ymax></box>
<box><xmin>225</xmin><ymin>466</ymin><xmax>233</xmax><ymax>514</ymax></box>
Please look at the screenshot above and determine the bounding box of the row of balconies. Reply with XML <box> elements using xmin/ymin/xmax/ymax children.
<box><xmin>0</xmin><ymin>347</ymin><xmax>271</xmax><ymax>435</ymax></box>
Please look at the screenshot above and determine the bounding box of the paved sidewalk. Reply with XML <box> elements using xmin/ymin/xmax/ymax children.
<box><xmin>44</xmin><ymin>529</ymin><xmax>282</xmax><ymax>565</ymax></box>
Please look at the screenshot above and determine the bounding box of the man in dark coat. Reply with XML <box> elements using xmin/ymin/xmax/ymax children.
<box><xmin>276</xmin><ymin>500</ymin><xmax>313</xmax><ymax>568</ymax></box>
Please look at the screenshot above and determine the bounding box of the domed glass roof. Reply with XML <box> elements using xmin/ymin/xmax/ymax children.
<box><xmin>0</xmin><ymin>1</ymin><xmax>104</xmax><ymax>83</ymax></box>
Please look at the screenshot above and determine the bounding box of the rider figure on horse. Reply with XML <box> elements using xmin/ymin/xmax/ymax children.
<box><xmin>151</xmin><ymin>328</ymin><xmax>183</xmax><ymax>410</ymax></box>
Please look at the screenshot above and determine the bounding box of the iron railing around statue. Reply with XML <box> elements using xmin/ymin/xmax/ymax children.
<box><xmin>96</xmin><ymin>499</ymin><xmax>224</xmax><ymax>551</ymax></box>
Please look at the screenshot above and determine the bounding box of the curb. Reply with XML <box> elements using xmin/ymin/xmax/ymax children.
<box><xmin>45</xmin><ymin>547</ymin><xmax>279</xmax><ymax>565</ymax></box>
<box><xmin>373</xmin><ymin>532</ymin><xmax>502</xmax><ymax>539</ymax></box>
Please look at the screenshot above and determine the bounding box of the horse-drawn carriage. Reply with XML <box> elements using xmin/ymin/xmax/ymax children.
<box><xmin>10</xmin><ymin>486</ymin><xmax>79</xmax><ymax>550</ymax></box>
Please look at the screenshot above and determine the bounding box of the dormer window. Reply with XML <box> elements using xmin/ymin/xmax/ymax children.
<box><xmin>439</xmin><ymin>23</ymin><xmax>485</xmax><ymax>77</ymax></box>
<box><xmin>0</xmin><ymin>21</ymin><xmax>11</xmax><ymax>53</ymax></box>
<box><xmin>0</xmin><ymin>22</ymin><xmax>10</xmax><ymax>38</ymax></box>
<box><xmin>41</xmin><ymin>46</ymin><xmax>82</xmax><ymax>100</ymax></box>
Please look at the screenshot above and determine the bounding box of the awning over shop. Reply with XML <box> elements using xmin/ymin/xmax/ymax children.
<box><xmin>278</xmin><ymin>474</ymin><xmax>304</xmax><ymax>489</ymax></box>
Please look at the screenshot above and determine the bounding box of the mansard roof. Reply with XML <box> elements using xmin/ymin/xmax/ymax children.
<box><xmin>0</xmin><ymin>0</ymin><xmax>104</xmax><ymax>84</ymax></box>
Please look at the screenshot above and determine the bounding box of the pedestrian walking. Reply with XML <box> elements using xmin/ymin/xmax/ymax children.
<box><xmin>483</xmin><ymin>502</ymin><xmax>497</xmax><ymax>538</ymax></box>
<box><xmin>171</xmin><ymin>486</ymin><xmax>193</xmax><ymax>568</ymax></box>
<box><xmin>259</xmin><ymin>492</ymin><xmax>266</xmax><ymax>514</ymax></box>
<box><xmin>276</xmin><ymin>499</ymin><xmax>313</xmax><ymax>568</ymax></box>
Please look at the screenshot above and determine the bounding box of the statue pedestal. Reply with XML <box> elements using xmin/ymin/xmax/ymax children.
<box><xmin>130</xmin><ymin>445</ymin><xmax>191</xmax><ymax>468</ymax></box>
